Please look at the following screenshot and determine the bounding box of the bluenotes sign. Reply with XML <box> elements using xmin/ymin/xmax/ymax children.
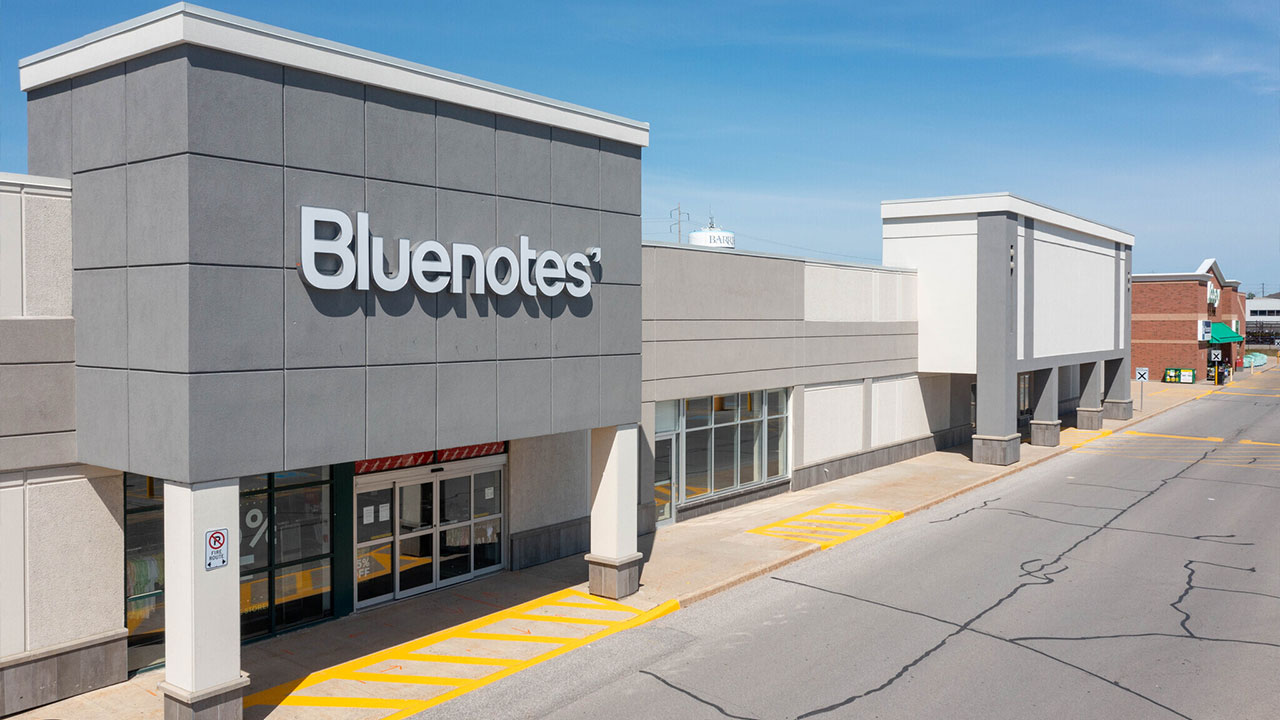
<box><xmin>300</xmin><ymin>206</ymin><xmax>600</xmax><ymax>298</ymax></box>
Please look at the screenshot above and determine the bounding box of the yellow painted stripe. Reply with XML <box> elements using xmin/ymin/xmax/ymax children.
<box><xmin>508</xmin><ymin>612</ymin><xmax>616</xmax><ymax>625</ymax></box>
<box><xmin>1215</xmin><ymin>391</ymin><xmax>1280</xmax><ymax>397</ymax></box>
<box><xmin>1241</xmin><ymin>439</ymin><xmax>1280</xmax><ymax>447</ymax></box>
<box><xmin>1124</xmin><ymin>430</ymin><xmax>1223</xmax><ymax>442</ymax></box>
<box><xmin>1070</xmin><ymin>429</ymin><xmax>1112</xmax><ymax>449</ymax></box>
<box><xmin>457</xmin><ymin>631</ymin><xmax>576</xmax><ymax>644</ymax></box>
<box><xmin>334</xmin><ymin>670</ymin><xmax>480</xmax><ymax>687</ymax></box>
<box><xmin>395</xmin><ymin>653</ymin><xmax>521</xmax><ymax>667</ymax></box>
<box><xmin>544</xmin><ymin>600</ymin><xmax>638</xmax><ymax>613</ymax></box>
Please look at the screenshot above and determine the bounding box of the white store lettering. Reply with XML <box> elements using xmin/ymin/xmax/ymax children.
<box><xmin>300</xmin><ymin>206</ymin><xmax>598</xmax><ymax>298</ymax></box>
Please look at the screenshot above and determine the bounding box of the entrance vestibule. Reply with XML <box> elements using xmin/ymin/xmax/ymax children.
<box><xmin>353</xmin><ymin>459</ymin><xmax>506</xmax><ymax>608</ymax></box>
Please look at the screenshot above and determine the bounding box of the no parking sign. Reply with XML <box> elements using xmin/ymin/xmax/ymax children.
<box><xmin>205</xmin><ymin>528</ymin><xmax>229</xmax><ymax>570</ymax></box>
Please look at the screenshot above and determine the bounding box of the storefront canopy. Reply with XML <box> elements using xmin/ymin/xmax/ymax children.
<box><xmin>1209</xmin><ymin>322</ymin><xmax>1244</xmax><ymax>344</ymax></box>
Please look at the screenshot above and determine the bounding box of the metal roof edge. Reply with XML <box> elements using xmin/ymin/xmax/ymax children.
<box><xmin>19</xmin><ymin>3</ymin><xmax>649</xmax><ymax>145</ymax></box>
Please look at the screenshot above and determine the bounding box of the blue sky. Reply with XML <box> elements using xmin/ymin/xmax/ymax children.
<box><xmin>3</xmin><ymin>1</ymin><xmax>1277</xmax><ymax>292</ymax></box>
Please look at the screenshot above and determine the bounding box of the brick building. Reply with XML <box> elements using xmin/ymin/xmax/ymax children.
<box><xmin>1132</xmin><ymin>259</ymin><xmax>1246</xmax><ymax>382</ymax></box>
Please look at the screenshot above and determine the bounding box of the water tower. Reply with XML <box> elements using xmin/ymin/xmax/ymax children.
<box><xmin>688</xmin><ymin>216</ymin><xmax>735</xmax><ymax>249</ymax></box>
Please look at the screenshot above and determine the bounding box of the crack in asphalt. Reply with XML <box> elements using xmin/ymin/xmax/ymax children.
<box><xmin>639</xmin><ymin>670</ymin><xmax>759</xmax><ymax>720</ymax></box>
<box><xmin>1033</xmin><ymin>500</ymin><xmax>1128</xmax><ymax>511</ymax></box>
<box><xmin>768</xmin><ymin>449</ymin><xmax>1229</xmax><ymax>719</ymax></box>
<box><xmin>1066</xmin><ymin>481</ymin><xmax>1149</xmax><ymax>493</ymax></box>
<box><xmin>928</xmin><ymin>497</ymin><xmax>1001</xmax><ymax>523</ymax></box>
<box><xmin>773</xmin><ymin>577</ymin><xmax>1194</xmax><ymax>720</ymax></box>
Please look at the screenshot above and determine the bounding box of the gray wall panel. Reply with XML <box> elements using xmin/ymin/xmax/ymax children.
<box><xmin>599</xmin><ymin>284</ymin><xmax>641</xmax><ymax>356</ymax></box>
<box><xmin>599</xmin><ymin>354</ymin><xmax>641</xmax><ymax>427</ymax></box>
<box><xmin>598</xmin><ymin>212</ymin><xmax>642</xmax><ymax>285</ymax></box>
<box><xmin>365</xmin><ymin>85</ymin><xmax>434</xmax><ymax>186</ymax></box>
<box><xmin>126</xmin><ymin>265</ymin><xmax>189</xmax><ymax>373</ymax></box>
<box><xmin>188</xmin><ymin>156</ymin><xmax>284</xmax><ymax>267</ymax></box>
<box><xmin>551</xmin><ymin>129</ymin><xmax>599</xmax><ymax>209</ymax></box>
<box><xmin>497</xmin><ymin>196</ymin><xmax>550</xmax><ymax>251</ymax></box>
<box><xmin>366</xmin><ymin>364</ymin><xmax>437</xmax><ymax>458</ymax></box>
<box><xmin>188</xmin><ymin>47</ymin><xmax>284</xmax><ymax>164</ymax></box>
<box><xmin>284</xmin><ymin>367</ymin><xmax>366</xmax><ymax>469</ymax></box>
<box><xmin>71</xmin><ymin>64</ymin><xmax>126</xmax><ymax>173</ymax></box>
<box><xmin>127</xmin><ymin>370</ymin><xmax>188</xmax><ymax>480</ymax></box>
<box><xmin>125</xmin><ymin>46</ymin><xmax>187</xmax><ymax>163</ymax></box>
<box><xmin>551</xmin><ymin>294</ymin><xmax>599</xmax><ymax>357</ymax></box>
<box><xmin>284</xmin><ymin>68</ymin><xmax>364</xmax><ymax>175</ymax></box>
<box><xmin>77</xmin><ymin>367</ymin><xmax>127</xmax><ymax>470</ymax></box>
<box><xmin>495</xmin><ymin>295</ymin><xmax>551</xmax><ymax>360</ymax></box>
<box><xmin>27</xmin><ymin>81</ymin><xmax>72</xmax><ymax>178</ymax></box>
<box><xmin>367</xmin><ymin>289</ymin><xmax>437</xmax><ymax>365</ymax></box>
<box><xmin>188</xmin><ymin>371</ymin><xmax>284</xmax><ymax>479</ymax></box>
<box><xmin>599</xmin><ymin>139</ymin><xmax>641</xmax><ymax>216</ymax></box>
<box><xmin>497</xmin><ymin>359</ymin><xmax>552</xmax><ymax>440</ymax></box>
<box><xmin>284</xmin><ymin>272</ymin><xmax>366</xmax><ymax>368</ymax></box>
<box><xmin>436</xmin><ymin>362</ymin><xmax>498</xmax><ymax>447</ymax></box>
<box><xmin>73</xmin><ymin>269</ymin><xmax>127</xmax><ymax>368</ymax></box>
<box><xmin>437</xmin><ymin>293</ymin><xmax>497</xmax><ymax>363</ymax></box>
<box><xmin>550</xmin><ymin>204</ymin><xmax>597</xmax><ymax>254</ymax></box>
<box><xmin>71</xmin><ymin>167</ymin><xmax>126</xmax><ymax>269</ymax></box>
<box><xmin>126</xmin><ymin>156</ymin><xmax>188</xmax><ymax>266</ymax></box>
<box><xmin>436</xmin><ymin>102</ymin><xmax>495</xmax><ymax>194</ymax></box>
<box><xmin>551</xmin><ymin>356</ymin><xmax>599</xmax><ymax>433</ymax></box>
<box><xmin>188</xmin><ymin>266</ymin><xmax>284</xmax><ymax>372</ymax></box>
<box><xmin>496</xmin><ymin>116</ymin><xmax>551</xmax><ymax>203</ymax></box>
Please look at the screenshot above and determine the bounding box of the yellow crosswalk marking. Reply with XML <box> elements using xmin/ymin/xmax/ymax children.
<box><xmin>747</xmin><ymin>503</ymin><xmax>902</xmax><ymax>549</ymax></box>
<box><xmin>243</xmin><ymin>588</ymin><xmax>679</xmax><ymax>718</ymax></box>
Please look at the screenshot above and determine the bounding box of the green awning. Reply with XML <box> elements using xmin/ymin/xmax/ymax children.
<box><xmin>1209</xmin><ymin>322</ymin><xmax>1244</xmax><ymax>344</ymax></box>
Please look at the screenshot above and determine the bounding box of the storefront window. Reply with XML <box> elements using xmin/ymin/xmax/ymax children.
<box><xmin>238</xmin><ymin>468</ymin><xmax>333</xmax><ymax>640</ymax></box>
<box><xmin>124</xmin><ymin>474</ymin><xmax>165</xmax><ymax>673</ymax></box>
<box><xmin>661</xmin><ymin>388</ymin><xmax>790</xmax><ymax>514</ymax></box>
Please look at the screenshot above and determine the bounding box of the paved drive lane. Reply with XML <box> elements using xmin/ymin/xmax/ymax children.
<box><xmin>425</xmin><ymin>371</ymin><xmax>1280</xmax><ymax>719</ymax></box>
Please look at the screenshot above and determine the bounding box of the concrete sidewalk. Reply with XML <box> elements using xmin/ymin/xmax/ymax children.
<box><xmin>11</xmin><ymin>373</ymin><xmax>1226</xmax><ymax>720</ymax></box>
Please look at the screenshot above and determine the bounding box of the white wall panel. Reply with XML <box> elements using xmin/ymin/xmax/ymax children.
<box><xmin>803</xmin><ymin>265</ymin><xmax>875</xmax><ymax>322</ymax></box>
<box><xmin>802</xmin><ymin>382</ymin><xmax>863</xmax><ymax>464</ymax></box>
<box><xmin>1034</xmin><ymin>232</ymin><xmax>1116</xmax><ymax>358</ymax></box>
<box><xmin>883</xmin><ymin>234</ymin><xmax>977</xmax><ymax>374</ymax></box>
<box><xmin>882</xmin><ymin>214</ymin><xmax>977</xmax><ymax>238</ymax></box>
<box><xmin>870</xmin><ymin>375</ymin><xmax>932</xmax><ymax>447</ymax></box>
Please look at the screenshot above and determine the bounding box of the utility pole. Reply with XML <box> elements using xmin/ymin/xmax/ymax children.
<box><xmin>670</xmin><ymin>204</ymin><xmax>689</xmax><ymax>243</ymax></box>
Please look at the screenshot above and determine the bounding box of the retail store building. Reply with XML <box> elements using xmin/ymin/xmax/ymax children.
<box><xmin>1132</xmin><ymin>259</ymin><xmax>1246</xmax><ymax>382</ymax></box>
<box><xmin>1</xmin><ymin>5</ymin><xmax>1134</xmax><ymax>719</ymax></box>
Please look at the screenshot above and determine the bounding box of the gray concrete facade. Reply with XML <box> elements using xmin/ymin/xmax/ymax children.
<box><xmin>35</xmin><ymin>44</ymin><xmax>643</xmax><ymax>483</ymax></box>
<box><xmin>973</xmin><ymin>212</ymin><xmax>1021</xmax><ymax>465</ymax></box>
<box><xmin>638</xmin><ymin>243</ymin><xmax>924</xmax><ymax>526</ymax></box>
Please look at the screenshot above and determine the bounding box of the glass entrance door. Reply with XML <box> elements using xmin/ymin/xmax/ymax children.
<box><xmin>354</xmin><ymin>465</ymin><xmax>504</xmax><ymax>609</ymax></box>
<box><xmin>654</xmin><ymin>435</ymin><xmax>676</xmax><ymax>524</ymax></box>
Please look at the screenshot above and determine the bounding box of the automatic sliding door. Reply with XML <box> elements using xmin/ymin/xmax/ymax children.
<box><xmin>397</xmin><ymin>481</ymin><xmax>435</xmax><ymax>596</ymax></box>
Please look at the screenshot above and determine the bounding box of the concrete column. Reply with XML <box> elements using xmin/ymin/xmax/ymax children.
<box><xmin>586</xmin><ymin>424</ymin><xmax>642</xmax><ymax>599</ymax></box>
<box><xmin>636</xmin><ymin>403</ymin><xmax>657</xmax><ymax>536</ymax></box>
<box><xmin>1103</xmin><ymin>357</ymin><xmax>1134</xmax><ymax>420</ymax></box>
<box><xmin>972</xmin><ymin>212</ymin><xmax>1020</xmax><ymax>466</ymax></box>
<box><xmin>1078</xmin><ymin>361</ymin><xmax>1105</xmax><ymax>430</ymax></box>
<box><xmin>1029</xmin><ymin>366</ymin><xmax>1060</xmax><ymax>446</ymax></box>
<box><xmin>157</xmin><ymin>479</ymin><xmax>248</xmax><ymax>720</ymax></box>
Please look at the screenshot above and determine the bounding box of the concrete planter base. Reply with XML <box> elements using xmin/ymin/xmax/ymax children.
<box><xmin>1077</xmin><ymin>407</ymin><xmax>1105</xmax><ymax>430</ymax></box>
<box><xmin>973</xmin><ymin>433</ymin><xmax>1021</xmax><ymax>465</ymax></box>
<box><xmin>1103</xmin><ymin>399</ymin><xmax>1134</xmax><ymax>420</ymax></box>
<box><xmin>1029</xmin><ymin>420</ymin><xmax>1061</xmax><ymax>447</ymax></box>
<box><xmin>585</xmin><ymin>552</ymin><xmax>643</xmax><ymax>600</ymax></box>
<box><xmin>158</xmin><ymin>673</ymin><xmax>250</xmax><ymax>720</ymax></box>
